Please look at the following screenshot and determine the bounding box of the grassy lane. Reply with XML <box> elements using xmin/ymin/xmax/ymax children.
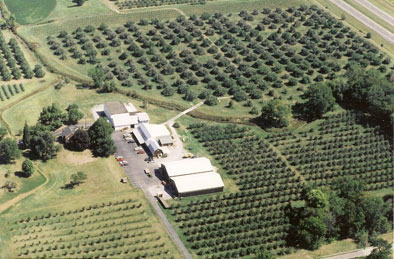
<box><xmin>344</xmin><ymin>0</ymin><xmax>394</xmax><ymax>34</ymax></box>
<box><xmin>368</xmin><ymin>0</ymin><xmax>394</xmax><ymax>17</ymax></box>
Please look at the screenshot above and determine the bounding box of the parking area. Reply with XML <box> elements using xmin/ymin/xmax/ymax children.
<box><xmin>112</xmin><ymin>131</ymin><xmax>173</xmax><ymax>199</ymax></box>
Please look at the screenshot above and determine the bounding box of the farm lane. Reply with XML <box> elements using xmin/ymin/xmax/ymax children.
<box><xmin>322</xmin><ymin>244</ymin><xmax>394</xmax><ymax>259</ymax></box>
<box><xmin>329</xmin><ymin>0</ymin><xmax>394</xmax><ymax>44</ymax></box>
<box><xmin>356</xmin><ymin>0</ymin><xmax>394</xmax><ymax>27</ymax></box>
<box><xmin>0</xmin><ymin>164</ymin><xmax>49</xmax><ymax>214</ymax></box>
<box><xmin>142</xmin><ymin>188</ymin><xmax>192</xmax><ymax>259</ymax></box>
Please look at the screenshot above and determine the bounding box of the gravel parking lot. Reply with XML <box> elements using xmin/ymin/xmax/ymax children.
<box><xmin>112</xmin><ymin>131</ymin><xmax>173</xmax><ymax>199</ymax></box>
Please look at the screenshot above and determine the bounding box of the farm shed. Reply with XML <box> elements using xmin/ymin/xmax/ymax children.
<box><xmin>132</xmin><ymin>123</ymin><xmax>173</xmax><ymax>158</ymax></box>
<box><xmin>161</xmin><ymin>157</ymin><xmax>224</xmax><ymax>197</ymax></box>
<box><xmin>171</xmin><ymin>172</ymin><xmax>224</xmax><ymax>197</ymax></box>
<box><xmin>104</xmin><ymin>101</ymin><xmax>150</xmax><ymax>130</ymax></box>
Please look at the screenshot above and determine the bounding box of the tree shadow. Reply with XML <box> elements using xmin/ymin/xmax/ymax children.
<box><xmin>14</xmin><ymin>171</ymin><xmax>29</xmax><ymax>178</ymax></box>
<box><xmin>61</xmin><ymin>183</ymin><xmax>75</xmax><ymax>190</ymax></box>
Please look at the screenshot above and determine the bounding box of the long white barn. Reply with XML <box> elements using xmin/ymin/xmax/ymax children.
<box><xmin>161</xmin><ymin>157</ymin><xmax>224</xmax><ymax>197</ymax></box>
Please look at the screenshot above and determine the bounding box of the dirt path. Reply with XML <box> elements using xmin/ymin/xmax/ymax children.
<box><xmin>0</xmin><ymin>164</ymin><xmax>49</xmax><ymax>214</ymax></box>
<box><xmin>329</xmin><ymin>0</ymin><xmax>394</xmax><ymax>44</ymax></box>
<box><xmin>356</xmin><ymin>0</ymin><xmax>394</xmax><ymax>27</ymax></box>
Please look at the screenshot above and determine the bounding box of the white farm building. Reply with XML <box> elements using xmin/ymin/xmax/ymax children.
<box><xmin>161</xmin><ymin>157</ymin><xmax>224</xmax><ymax>197</ymax></box>
<box><xmin>104</xmin><ymin>101</ymin><xmax>149</xmax><ymax>131</ymax></box>
<box><xmin>132</xmin><ymin>123</ymin><xmax>173</xmax><ymax>158</ymax></box>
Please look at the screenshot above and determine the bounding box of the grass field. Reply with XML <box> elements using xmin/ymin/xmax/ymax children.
<box><xmin>4</xmin><ymin>0</ymin><xmax>56</xmax><ymax>25</ymax></box>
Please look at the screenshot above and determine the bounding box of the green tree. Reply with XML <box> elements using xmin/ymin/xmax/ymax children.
<box><xmin>204</xmin><ymin>95</ymin><xmax>218</xmax><ymax>106</ymax></box>
<box><xmin>22</xmin><ymin>159</ymin><xmax>34</xmax><ymax>177</ymax></box>
<box><xmin>70</xmin><ymin>171</ymin><xmax>87</xmax><ymax>187</ymax></box>
<box><xmin>361</xmin><ymin>197</ymin><xmax>390</xmax><ymax>235</ymax></box>
<box><xmin>93</xmin><ymin>137</ymin><xmax>116</xmax><ymax>157</ymax></box>
<box><xmin>29</xmin><ymin>124</ymin><xmax>60</xmax><ymax>160</ymax></box>
<box><xmin>69</xmin><ymin>129</ymin><xmax>90</xmax><ymax>151</ymax></box>
<box><xmin>367</xmin><ymin>238</ymin><xmax>392</xmax><ymax>259</ymax></box>
<box><xmin>297</xmin><ymin>213</ymin><xmax>328</xmax><ymax>250</ymax></box>
<box><xmin>88</xmin><ymin>118</ymin><xmax>116</xmax><ymax>157</ymax></box>
<box><xmin>88</xmin><ymin>67</ymin><xmax>105</xmax><ymax>88</ymax></box>
<box><xmin>298</xmin><ymin>83</ymin><xmax>335</xmax><ymax>120</ymax></box>
<box><xmin>66</xmin><ymin>104</ymin><xmax>83</xmax><ymax>125</ymax></box>
<box><xmin>38</xmin><ymin>103</ymin><xmax>66</xmax><ymax>131</ymax></box>
<box><xmin>33</xmin><ymin>65</ymin><xmax>45</xmax><ymax>78</ymax></box>
<box><xmin>101</xmin><ymin>80</ymin><xmax>116</xmax><ymax>93</ymax></box>
<box><xmin>255</xmin><ymin>248</ymin><xmax>275</xmax><ymax>259</ymax></box>
<box><xmin>22</xmin><ymin>122</ymin><xmax>31</xmax><ymax>148</ymax></box>
<box><xmin>260</xmin><ymin>99</ymin><xmax>290</xmax><ymax>128</ymax></box>
<box><xmin>0</xmin><ymin>138</ymin><xmax>20</xmax><ymax>164</ymax></box>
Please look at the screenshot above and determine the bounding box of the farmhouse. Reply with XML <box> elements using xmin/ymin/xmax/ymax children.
<box><xmin>60</xmin><ymin>126</ymin><xmax>78</xmax><ymax>143</ymax></box>
<box><xmin>104</xmin><ymin>101</ymin><xmax>149</xmax><ymax>130</ymax></box>
<box><xmin>132</xmin><ymin>123</ymin><xmax>173</xmax><ymax>158</ymax></box>
<box><xmin>161</xmin><ymin>157</ymin><xmax>224</xmax><ymax>197</ymax></box>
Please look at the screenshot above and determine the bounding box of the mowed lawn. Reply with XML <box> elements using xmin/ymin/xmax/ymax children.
<box><xmin>4</xmin><ymin>0</ymin><xmax>56</xmax><ymax>25</ymax></box>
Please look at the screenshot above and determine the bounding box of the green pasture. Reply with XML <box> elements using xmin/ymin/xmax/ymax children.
<box><xmin>4</xmin><ymin>0</ymin><xmax>56</xmax><ymax>25</ymax></box>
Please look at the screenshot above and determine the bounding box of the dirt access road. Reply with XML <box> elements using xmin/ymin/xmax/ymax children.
<box><xmin>322</xmin><ymin>244</ymin><xmax>393</xmax><ymax>259</ymax></box>
<box><xmin>329</xmin><ymin>0</ymin><xmax>394</xmax><ymax>44</ymax></box>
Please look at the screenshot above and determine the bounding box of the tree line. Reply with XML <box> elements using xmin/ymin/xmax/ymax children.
<box><xmin>287</xmin><ymin>177</ymin><xmax>392</xmax><ymax>255</ymax></box>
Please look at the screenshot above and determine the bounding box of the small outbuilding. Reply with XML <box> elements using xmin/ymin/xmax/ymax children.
<box><xmin>132</xmin><ymin>123</ymin><xmax>173</xmax><ymax>158</ymax></box>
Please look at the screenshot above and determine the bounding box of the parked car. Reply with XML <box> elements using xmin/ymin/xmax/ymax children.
<box><xmin>183</xmin><ymin>153</ymin><xmax>193</xmax><ymax>158</ymax></box>
<box><xmin>119</xmin><ymin>160</ymin><xmax>128</xmax><ymax>166</ymax></box>
<box><xmin>134</xmin><ymin>146</ymin><xmax>143</xmax><ymax>151</ymax></box>
<box><xmin>123</xmin><ymin>133</ymin><xmax>131</xmax><ymax>139</ymax></box>
<box><xmin>144</xmin><ymin>168</ymin><xmax>150</xmax><ymax>175</ymax></box>
<box><xmin>115</xmin><ymin>156</ymin><xmax>123</xmax><ymax>160</ymax></box>
<box><xmin>127</xmin><ymin>140</ymin><xmax>135</xmax><ymax>144</ymax></box>
<box><xmin>116</xmin><ymin>157</ymin><xmax>124</xmax><ymax>162</ymax></box>
<box><xmin>137</xmin><ymin>150</ymin><xmax>145</xmax><ymax>154</ymax></box>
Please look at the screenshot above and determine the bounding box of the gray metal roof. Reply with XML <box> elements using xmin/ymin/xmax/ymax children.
<box><xmin>158</xmin><ymin>136</ymin><xmax>173</xmax><ymax>145</ymax></box>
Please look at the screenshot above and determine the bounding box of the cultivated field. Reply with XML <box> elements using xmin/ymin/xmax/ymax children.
<box><xmin>27</xmin><ymin>6</ymin><xmax>392</xmax><ymax>119</ymax></box>
<box><xmin>0</xmin><ymin>147</ymin><xmax>182</xmax><ymax>258</ymax></box>
<box><xmin>165</xmin><ymin>114</ymin><xmax>393</xmax><ymax>258</ymax></box>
